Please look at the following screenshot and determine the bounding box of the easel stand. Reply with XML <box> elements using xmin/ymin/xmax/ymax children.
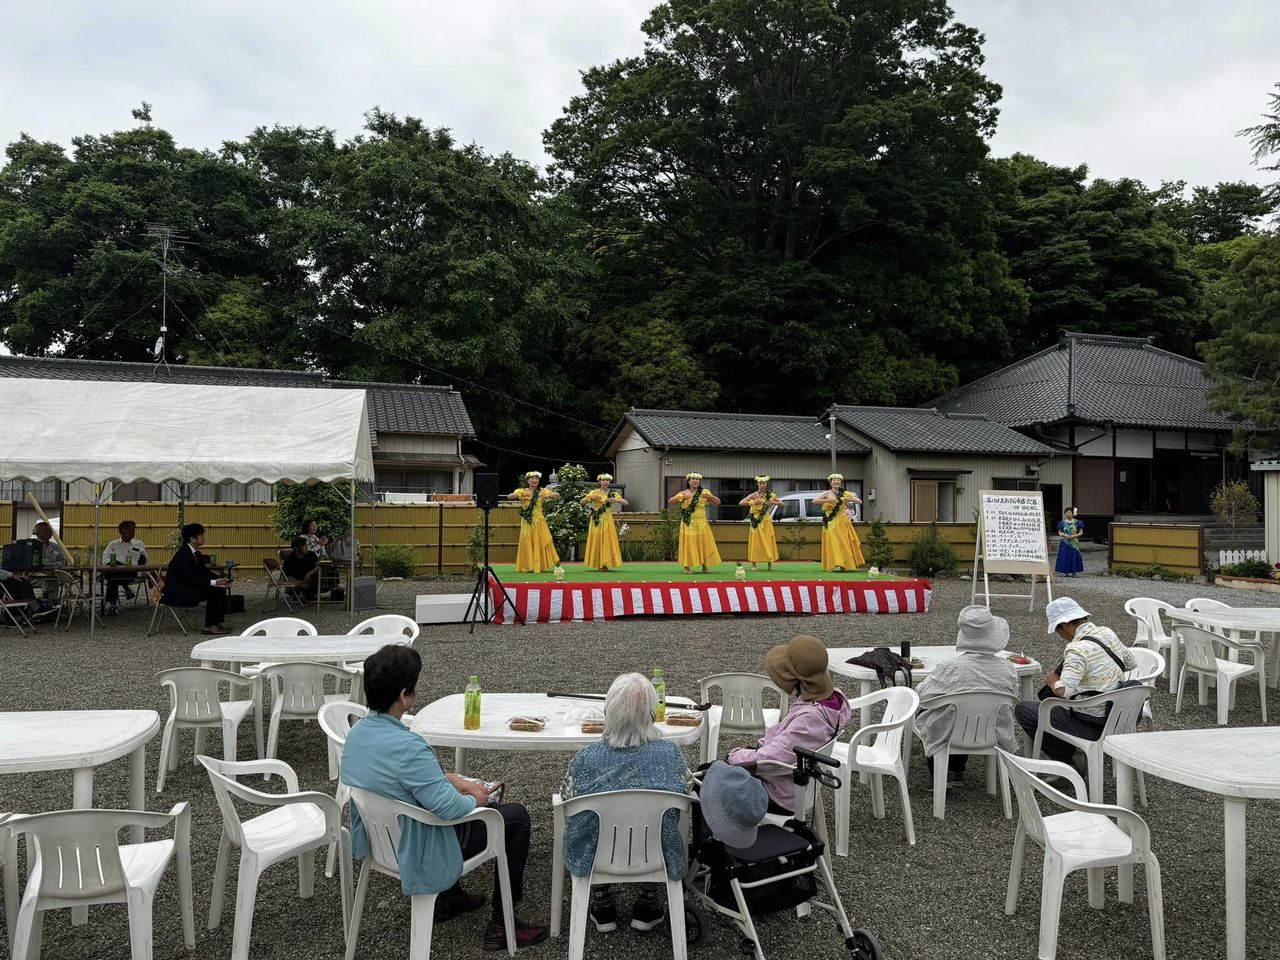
<box><xmin>970</xmin><ymin>523</ymin><xmax>1054</xmax><ymax>611</ymax></box>
<box><xmin>463</xmin><ymin>507</ymin><xmax>523</xmax><ymax>633</ymax></box>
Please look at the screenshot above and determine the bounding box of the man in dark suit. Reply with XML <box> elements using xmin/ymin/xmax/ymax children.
<box><xmin>161</xmin><ymin>522</ymin><xmax>230</xmax><ymax>634</ymax></box>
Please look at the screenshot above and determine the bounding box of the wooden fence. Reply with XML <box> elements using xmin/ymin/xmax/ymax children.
<box><xmin>1108</xmin><ymin>522</ymin><xmax>1204</xmax><ymax>577</ymax></box>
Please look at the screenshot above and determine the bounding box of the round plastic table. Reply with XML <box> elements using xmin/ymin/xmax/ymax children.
<box><xmin>1105</xmin><ymin>727</ymin><xmax>1280</xmax><ymax>960</ymax></box>
<box><xmin>191</xmin><ymin>633</ymin><xmax>412</xmax><ymax>667</ymax></box>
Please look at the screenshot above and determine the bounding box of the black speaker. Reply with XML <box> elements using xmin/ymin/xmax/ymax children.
<box><xmin>475</xmin><ymin>472</ymin><xmax>501</xmax><ymax>509</ymax></box>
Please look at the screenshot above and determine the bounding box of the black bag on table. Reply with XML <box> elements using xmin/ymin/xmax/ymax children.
<box><xmin>2</xmin><ymin>540</ymin><xmax>36</xmax><ymax>570</ymax></box>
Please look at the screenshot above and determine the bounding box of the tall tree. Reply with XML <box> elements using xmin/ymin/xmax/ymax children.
<box><xmin>1241</xmin><ymin>82</ymin><xmax>1280</xmax><ymax>207</ymax></box>
<box><xmin>545</xmin><ymin>0</ymin><xmax>1026</xmax><ymax>418</ymax></box>
<box><xmin>1154</xmin><ymin>180</ymin><xmax>1274</xmax><ymax>245</ymax></box>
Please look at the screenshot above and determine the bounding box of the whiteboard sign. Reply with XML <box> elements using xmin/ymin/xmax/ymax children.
<box><xmin>979</xmin><ymin>491</ymin><xmax>1049</xmax><ymax>573</ymax></box>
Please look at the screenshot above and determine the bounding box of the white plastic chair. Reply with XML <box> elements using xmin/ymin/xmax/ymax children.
<box><xmin>1124</xmin><ymin>599</ymin><xmax>1175</xmax><ymax>683</ymax></box>
<box><xmin>318</xmin><ymin>699</ymin><xmax>368</xmax><ymax>878</ymax></box>
<box><xmin>199</xmin><ymin>755</ymin><xmax>351</xmax><ymax>960</ymax></box>
<box><xmin>4</xmin><ymin>803</ymin><xmax>195</xmax><ymax>960</ymax></box>
<box><xmin>345</xmin><ymin>786</ymin><xmax>516</xmax><ymax>960</ymax></box>
<box><xmin>1</xmin><ymin>812</ymin><xmax>15</xmax><ymax>948</ymax></box>
<box><xmin>915</xmin><ymin>691</ymin><xmax>1018</xmax><ymax>820</ymax></box>
<box><xmin>549</xmin><ymin>789</ymin><xmax>690</xmax><ymax>960</ymax></box>
<box><xmin>998</xmin><ymin>749</ymin><xmax>1165</xmax><ymax>960</ymax></box>
<box><xmin>234</xmin><ymin>616</ymin><xmax>318</xmax><ymax>685</ymax></box>
<box><xmin>344</xmin><ymin>614</ymin><xmax>420</xmax><ymax>702</ymax></box>
<box><xmin>830</xmin><ymin>687</ymin><xmax>919</xmax><ymax>852</ymax></box>
<box><xmin>1174</xmin><ymin>625</ymin><xmax>1269</xmax><ymax>725</ymax></box>
<box><xmin>1031</xmin><ymin>684</ymin><xmax>1152</xmax><ymax>804</ymax></box>
<box><xmin>157</xmin><ymin>667</ymin><xmax>263</xmax><ymax>793</ymax></box>
<box><xmin>262</xmin><ymin>662</ymin><xmax>359</xmax><ymax>777</ymax></box>
<box><xmin>1126</xmin><ymin>649</ymin><xmax>1166</xmax><ymax>685</ymax></box>
<box><xmin>697</xmin><ymin>672</ymin><xmax>787</xmax><ymax>763</ymax></box>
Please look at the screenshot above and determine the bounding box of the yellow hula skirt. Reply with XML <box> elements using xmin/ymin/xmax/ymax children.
<box><xmin>512</xmin><ymin>492</ymin><xmax>559</xmax><ymax>573</ymax></box>
<box><xmin>821</xmin><ymin>509</ymin><xmax>864</xmax><ymax>571</ymax></box>
<box><xmin>677</xmin><ymin>497</ymin><xmax>721</xmax><ymax>569</ymax></box>
<box><xmin>747</xmin><ymin>511</ymin><xmax>779</xmax><ymax>564</ymax></box>
<box><xmin>583</xmin><ymin>508</ymin><xmax>623</xmax><ymax>570</ymax></box>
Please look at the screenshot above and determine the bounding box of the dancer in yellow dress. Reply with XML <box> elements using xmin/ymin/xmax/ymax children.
<box><xmin>739</xmin><ymin>475</ymin><xmax>779</xmax><ymax>570</ymax></box>
<box><xmin>815</xmin><ymin>473</ymin><xmax>864</xmax><ymax>572</ymax></box>
<box><xmin>667</xmin><ymin>472</ymin><xmax>722</xmax><ymax>573</ymax></box>
<box><xmin>579</xmin><ymin>473</ymin><xmax>628</xmax><ymax>571</ymax></box>
<box><xmin>508</xmin><ymin>470</ymin><xmax>561</xmax><ymax>573</ymax></box>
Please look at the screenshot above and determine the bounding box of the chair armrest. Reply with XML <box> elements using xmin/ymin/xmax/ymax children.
<box><xmin>391</xmin><ymin>796</ymin><xmax>503</xmax><ymax>832</ymax></box>
<box><xmin>211</xmin><ymin>757</ymin><xmax>301</xmax><ymax>792</ymax></box>
<box><xmin>1217</xmin><ymin>634</ymin><xmax>1267</xmax><ymax>655</ymax></box>
<box><xmin>1001</xmin><ymin>754</ymin><xmax>1090</xmax><ymax>802</ymax></box>
<box><xmin>845</xmin><ymin>717</ymin><xmax>909</xmax><ymax>751</ymax></box>
<box><xmin>1029</xmin><ymin>777</ymin><xmax>1152</xmax><ymax>842</ymax></box>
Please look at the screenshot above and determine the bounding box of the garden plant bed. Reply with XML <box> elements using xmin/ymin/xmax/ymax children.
<box><xmin>1214</xmin><ymin>573</ymin><xmax>1280</xmax><ymax>594</ymax></box>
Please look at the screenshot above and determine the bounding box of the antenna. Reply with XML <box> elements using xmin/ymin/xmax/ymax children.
<box><xmin>143</xmin><ymin>223</ymin><xmax>194</xmax><ymax>371</ymax></box>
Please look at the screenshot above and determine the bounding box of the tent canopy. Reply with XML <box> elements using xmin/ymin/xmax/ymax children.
<box><xmin>0</xmin><ymin>379</ymin><xmax>374</xmax><ymax>485</ymax></box>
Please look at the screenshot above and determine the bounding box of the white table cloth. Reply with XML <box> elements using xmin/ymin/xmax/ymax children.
<box><xmin>0</xmin><ymin>710</ymin><xmax>160</xmax><ymax>926</ymax></box>
<box><xmin>1106</xmin><ymin>728</ymin><xmax>1280</xmax><ymax>960</ymax></box>
<box><xmin>411</xmin><ymin>693</ymin><xmax>705</xmax><ymax>775</ymax></box>
<box><xmin>1167</xmin><ymin>606</ymin><xmax>1280</xmax><ymax>689</ymax></box>
<box><xmin>191</xmin><ymin>633</ymin><xmax>412</xmax><ymax>667</ymax></box>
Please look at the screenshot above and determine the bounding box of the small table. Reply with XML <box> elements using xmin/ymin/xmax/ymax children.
<box><xmin>1105</xmin><ymin>728</ymin><xmax>1280</xmax><ymax>960</ymax></box>
<box><xmin>412</xmin><ymin>693</ymin><xmax>705</xmax><ymax>775</ymax></box>
<box><xmin>0</xmin><ymin>710</ymin><xmax>160</xmax><ymax>926</ymax></box>
<box><xmin>1167</xmin><ymin>606</ymin><xmax>1280</xmax><ymax>689</ymax></box>
<box><xmin>191</xmin><ymin>633</ymin><xmax>412</xmax><ymax>668</ymax></box>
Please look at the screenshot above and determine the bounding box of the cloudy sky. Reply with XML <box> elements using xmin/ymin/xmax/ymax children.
<box><xmin>1</xmin><ymin>1</ymin><xmax>1276</xmax><ymax>190</ymax></box>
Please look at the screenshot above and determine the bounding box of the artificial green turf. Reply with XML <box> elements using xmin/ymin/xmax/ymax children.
<box><xmin>491</xmin><ymin>561</ymin><xmax>896</xmax><ymax>583</ymax></box>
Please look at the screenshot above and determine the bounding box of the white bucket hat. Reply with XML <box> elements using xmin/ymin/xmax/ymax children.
<box><xmin>1046</xmin><ymin>597</ymin><xmax>1090</xmax><ymax>634</ymax></box>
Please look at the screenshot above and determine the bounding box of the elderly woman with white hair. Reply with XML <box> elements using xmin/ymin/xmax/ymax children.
<box><xmin>561</xmin><ymin>672</ymin><xmax>690</xmax><ymax>935</ymax></box>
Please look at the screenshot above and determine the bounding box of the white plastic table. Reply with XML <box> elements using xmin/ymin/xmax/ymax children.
<box><xmin>0</xmin><ymin>709</ymin><xmax>160</xmax><ymax>925</ymax></box>
<box><xmin>1106</xmin><ymin>728</ymin><xmax>1280</xmax><ymax>960</ymax></box>
<box><xmin>1167</xmin><ymin>606</ymin><xmax>1280</xmax><ymax>688</ymax></box>
<box><xmin>191</xmin><ymin>633</ymin><xmax>412</xmax><ymax>667</ymax></box>
<box><xmin>412</xmin><ymin>693</ymin><xmax>706</xmax><ymax>775</ymax></box>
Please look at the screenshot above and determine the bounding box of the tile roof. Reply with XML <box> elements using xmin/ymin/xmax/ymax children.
<box><xmin>605</xmin><ymin>409</ymin><xmax>870</xmax><ymax>455</ymax></box>
<box><xmin>929</xmin><ymin>333</ymin><xmax>1238</xmax><ymax>432</ymax></box>
<box><xmin>831</xmin><ymin>405</ymin><xmax>1058</xmax><ymax>456</ymax></box>
<box><xmin>0</xmin><ymin>356</ymin><xmax>475</xmax><ymax>439</ymax></box>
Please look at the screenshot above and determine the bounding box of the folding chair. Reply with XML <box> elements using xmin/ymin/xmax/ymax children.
<box><xmin>262</xmin><ymin>559</ymin><xmax>298</xmax><ymax>611</ymax></box>
<box><xmin>53</xmin><ymin>570</ymin><xmax>91</xmax><ymax>631</ymax></box>
<box><xmin>148</xmin><ymin>599</ymin><xmax>198</xmax><ymax>636</ymax></box>
<box><xmin>0</xmin><ymin>580</ymin><xmax>33</xmax><ymax>636</ymax></box>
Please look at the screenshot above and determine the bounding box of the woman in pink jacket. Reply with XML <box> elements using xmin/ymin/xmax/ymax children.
<box><xmin>728</xmin><ymin>634</ymin><xmax>851</xmax><ymax>813</ymax></box>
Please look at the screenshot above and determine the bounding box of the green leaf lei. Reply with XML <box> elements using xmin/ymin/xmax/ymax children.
<box><xmin>821</xmin><ymin>491</ymin><xmax>847</xmax><ymax>529</ymax></box>
<box><xmin>749</xmin><ymin>491</ymin><xmax>776</xmax><ymax>529</ymax></box>
<box><xmin>519</xmin><ymin>487</ymin><xmax>541</xmax><ymax>525</ymax></box>
<box><xmin>680</xmin><ymin>487</ymin><xmax>703</xmax><ymax>527</ymax></box>
<box><xmin>590</xmin><ymin>492</ymin><xmax>614</xmax><ymax>527</ymax></box>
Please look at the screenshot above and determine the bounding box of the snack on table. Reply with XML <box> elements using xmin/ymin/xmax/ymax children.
<box><xmin>508</xmin><ymin>716</ymin><xmax>547</xmax><ymax>732</ymax></box>
<box><xmin>665</xmin><ymin>713</ymin><xmax>701</xmax><ymax>727</ymax></box>
<box><xmin>909</xmin><ymin>658</ymin><xmax>926</xmax><ymax>670</ymax></box>
<box><xmin>580</xmin><ymin>720</ymin><xmax>605</xmax><ymax>734</ymax></box>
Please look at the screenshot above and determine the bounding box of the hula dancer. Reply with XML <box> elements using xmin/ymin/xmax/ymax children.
<box><xmin>1054</xmin><ymin>508</ymin><xmax>1084</xmax><ymax>578</ymax></box>
<box><xmin>579</xmin><ymin>473</ymin><xmax>628</xmax><ymax>571</ymax></box>
<box><xmin>739</xmin><ymin>475</ymin><xmax>779</xmax><ymax>570</ymax></box>
<box><xmin>508</xmin><ymin>470</ymin><xmax>561</xmax><ymax>573</ymax></box>
<box><xmin>667</xmin><ymin>472</ymin><xmax>722</xmax><ymax>573</ymax></box>
<box><xmin>815</xmin><ymin>473</ymin><xmax>865</xmax><ymax>572</ymax></box>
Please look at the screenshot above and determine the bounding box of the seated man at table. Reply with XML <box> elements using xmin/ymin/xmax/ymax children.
<box><xmin>32</xmin><ymin>521</ymin><xmax>68</xmax><ymax>568</ymax></box>
<box><xmin>561</xmin><ymin>672</ymin><xmax>690</xmax><ymax>933</ymax></box>
<box><xmin>102</xmin><ymin>519</ymin><xmax>147</xmax><ymax>613</ymax></box>
<box><xmin>160</xmin><ymin>522</ymin><xmax>230</xmax><ymax>635</ymax></box>
<box><xmin>340</xmin><ymin>645</ymin><xmax>549</xmax><ymax>951</ymax></box>
<box><xmin>916</xmin><ymin>605</ymin><xmax>1020</xmax><ymax>787</ymax></box>
<box><xmin>281</xmin><ymin>536</ymin><xmax>321</xmax><ymax>601</ymax></box>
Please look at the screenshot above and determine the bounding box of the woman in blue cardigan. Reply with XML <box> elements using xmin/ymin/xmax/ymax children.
<box><xmin>340</xmin><ymin>645</ymin><xmax>548</xmax><ymax>951</ymax></box>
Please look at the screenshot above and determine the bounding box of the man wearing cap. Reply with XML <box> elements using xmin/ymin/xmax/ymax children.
<box><xmin>1016</xmin><ymin>597</ymin><xmax>1138</xmax><ymax>765</ymax></box>
<box><xmin>916</xmin><ymin>606</ymin><xmax>1020</xmax><ymax>786</ymax></box>
<box><xmin>728</xmin><ymin>635</ymin><xmax>851</xmax><ymax>813</ymax></box>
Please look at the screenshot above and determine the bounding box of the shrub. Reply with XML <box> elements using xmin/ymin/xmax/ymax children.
<box><xmin>863</xmin><ymin>518</ymin><xmax>895</xmax><ymax>569</ymax></box>
<box><xmin>271</xmin><ymin>483</ymin><xmax>351</xmax><ymax>541</ymax></box>
<box><xmin>646</xmin><ymin>509</ymin><xmax>681</xmax><ymax>561</ymax></box>
<box><xmin>1221</xmin><ymin>558</ymin><xmax>1274</xmax><ymax>579</ymax></box>
<box><xmin>466</xmin><ymin>519</ymin><xmax>485</xmax><ymax>569</ymax></box>
<box><xmin>778</xmin><ymin>517</ymin><xmax>813</xmax><ymax>561</ymax></box>
<box><xmin>1210</xmin><ymin>480</ymin><xmax>1261</xmax><ymax>550</ymax></box>
<box><xmin>1109</xmin><ymin>563</ymin><xmax>1195</xmax><ymax>583</ymax></box>
<box><xmin>374</xmin><ymin>544</ymin><xmax>418</xmax><ymax>578</ymax></box>
<box><xmin>907</xmin><ymin>526</ymin><xmax>957</xmax><ymax>577</ymax></box>
<box><xmin>543</xmin><ymin>463</ymin><xmax>592</xmax><ymax>558</ymax></box>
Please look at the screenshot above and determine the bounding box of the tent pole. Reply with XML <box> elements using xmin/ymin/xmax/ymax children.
<box><xmin>349</xmin><ymin>479</ymin><xmax>356</xmax><ymax>621</ymax></box>
<box><xmin>370</xmin><ymin>485</ymin><xmax>377</xmax><ymax>581</ymax></box>
<box><xmin>90</xmin><ymin>483</ymin><xmax>101</xmax><ymax>639</ymax></box>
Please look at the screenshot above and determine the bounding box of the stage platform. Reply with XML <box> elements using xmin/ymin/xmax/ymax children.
<box><xmin>484</xmin><ymin>562</ymin><xmax>932</xmax><ymax>625</ymax></box>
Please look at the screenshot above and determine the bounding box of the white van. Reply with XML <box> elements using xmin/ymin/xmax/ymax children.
<box><xmin>764</xmin><ymin>489</ymin><xmax>863</xmax><ymax>523</ymax></box>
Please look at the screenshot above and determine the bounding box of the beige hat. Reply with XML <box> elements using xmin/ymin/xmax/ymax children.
<box><xmin>955</xmin><ymin>604</ymin><xmax>1009</xmax><ymax>654</ymax></box>
<box><xmin>765</xmin><ymin>634</ymin><xmax>834</xmax><ymax>702</ymax></box>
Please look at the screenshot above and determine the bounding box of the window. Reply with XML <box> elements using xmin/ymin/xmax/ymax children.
<box><xmin>910</xmin><ymin>480</ymin><xmax>956</xmax><ymax>523</ymax></box>
<box><xmin>776</xmin><ymin>498</ymin><xmax>801</xmax><ymax>521</ymax></box>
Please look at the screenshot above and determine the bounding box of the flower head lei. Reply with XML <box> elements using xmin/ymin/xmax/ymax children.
<box><xmin>828</xmin><ymin>473</ymin><xmax>844</xmax><ymax>482</ymax></box>
<box><xmin>686</xmin><ymin>472</ymin><xmax>703</xmax><ymax>481</ymax></box>
<box><xmin>597</xmin><ymin>473</ymin><xmax>613</xmax><ymax>482</ymax></box>
<box><xmin>524</xmin><ymin>471</ymin><xmax>542</xmax><ymax>480</ymax></box>
<box><xmin>754</xmin><ymin>475</ymin><xmax>770</xmax><ymax>483</ymax></box>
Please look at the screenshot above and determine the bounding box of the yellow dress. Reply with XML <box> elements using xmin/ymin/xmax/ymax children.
<box><xmin>583</xmin><ymin>490</ymin><xmax>623</xmax><ymax>570</ymax></box>
<box><xmin>747</xmin><ymin>496</ymin><xmax>779</xmax><ymax>564</ymax></box>
<box><xmin>821</xmin><ymin>493</ymin><xmax>865</xmax><ymax>571</ymax></box>
<box><xmin>511</xmin><ymin>488</ymin><xmax>559</xmax><ymax>573</ymax></box>
<box><xmin>675</xmin><ymin>491</ymin><xmax>721</xmax><ymax>569</ymax></box>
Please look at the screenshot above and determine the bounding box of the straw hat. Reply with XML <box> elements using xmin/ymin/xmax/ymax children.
<box><xmin>700</xmin><ymin>761</ymin><xmax>767</xmax><ymax>850</ymax></box>
<box><xmin>1046</xmin><ymin>597</ymin><xmax>1090</xmax><ymax>634</ymax></box>
<box><xmin>764</xmin><ymin>634</ymin><xmax>834</xmax><ymax>701</ymax></box>
<box><xmin>955</xmin><ymin>604</ymin><xmax>1009</xmax><ymax>654</ymax></box>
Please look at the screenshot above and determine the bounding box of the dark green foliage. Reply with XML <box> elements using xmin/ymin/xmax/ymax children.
<box><xmin>646</xmin><ymin>510</ymin><xmax>682</xmax><ymax>562</ymax></box>
<box><xmin>374</xmin><ymin>544</ymin><xmax>417</xmax><ymax>578</ymax></box>
<box><xmin>271</xmin><ymin>484</ymin><xmax>351</xmax><ymax>542</ymax></box>
<box><xmin>863</xmin><ymin>519</ymin><xmax>895</xmax><ymax>569</ymax></box>
<box><xmin>907</xmin><ymin>526</ymin><xmax>957</xmax><ymax>577</ymax></box>
<box><xmin>1220</xmin><ymin>559</ymin><xmax>1273</xmax><ymax>579</ymax></box>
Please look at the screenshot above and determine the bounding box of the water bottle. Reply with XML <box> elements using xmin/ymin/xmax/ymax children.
<box><xmin>30</xmin><ymin>539</ymin><xmax>42</xmax><ymax>569</ymax></box>
<box><xmin>464</xmin><ymin>676</ymin><xmax>482</xmax><ymax>730</ymax></box>
<box><xmin>652</xmin><ymin>668</ymin><xmax>666</xmax><ymax>722</ymax></box>
<box><xmin>900</xmin><ymin>641</ymin><xmax>912</xmax><ymax>661</ymax></box>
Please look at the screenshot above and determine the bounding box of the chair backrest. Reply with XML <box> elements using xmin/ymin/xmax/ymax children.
<box><xmin>850</xmin><ymin>687</ymin><xmax>920</xmax><ymax>758</ymax></box>
<box><xmin>699</xmin><ymin>672</ymin><xmax>788</xmax><ymax>735</ymax></box>
<box><xmin>157</xmin><ymin>666</ymin><xmax>246</xmax><ymax>724</ymax></box>
<box><xmin>318</xmin><ymin>700</ymin><xmax>368</xmax><ymax>752</ymax></box>
<box><xmin>1125</xmin><ymin>648</ymin><xmax>1165</xmax><ymax>683</ymax></box>
<box><xmin>4</xmin><ymin>809</ymin><xmax>131</xmax><ymax>902</ymax></box>
<box><xmin>262</xmin><ymin>558</ymin><xmax>281</xmax><ymax>574</ymax></box>
<box><xmin>1095</xmin><ymin>684</ymin><xmax>1152</xmax><ymax>737</ymax></box>
<box><xmin>347</xmin><ymin>614</ymin><xmax>420</xmax><ymax>642</ymax></box>
<box><xmin>1176</xmin><ymin>625</ymin><xmax>1223</xmax><ymax>672</ymax></box>
<box><xmin>559</xmin><ymin>789</ymin><xmax>692</xmax><ymax>880</ymax></box>
<box><xmin>198</xmin><ymin>755</ymin><xmax>300</xmax><ymax>846</ymax></box>
<box><xmin>918</xmin><ymin>691</ymin><xmax>1019</xmax><ymax>751</ymax></box>
<box><xmin>347</xmin><ymin>786</ymin><xmax>454</xmax><ymax>877</ymax></box>
<box><xmin>240</xmin><ymin>616</ymin><xmax>316</xmax><ymax>637</ymax></box>
<box><xmin>264</xmin><ymin>661</ymin><xmax>354</xmax><ymax>715</ymax></box>
<box><xmin>1124</xmin><ymin>597</ymin><xmax>1174</xmax><ymax>646</ymax></box>
<box><xmin>1186</xmin><ymin>597</ymin><xmax>1230</xmax><ymax>613</ymax></box>
<box><xmin>998</xmin><ymin>750</ymin><xmax>1063</xmax><ymax>848</ymax></box>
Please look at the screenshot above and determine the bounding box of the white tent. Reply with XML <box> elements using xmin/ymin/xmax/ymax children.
<box><xmin>0</xmin><ymin>378</ymin><xmax>375</xmax><ymax>634</ymax></box>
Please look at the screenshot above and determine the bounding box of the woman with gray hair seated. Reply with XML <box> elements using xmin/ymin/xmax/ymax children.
<box><xmin>561</xmin><ymin>672</ymin><xmax>690</xmax><ymax>936</ymax></box>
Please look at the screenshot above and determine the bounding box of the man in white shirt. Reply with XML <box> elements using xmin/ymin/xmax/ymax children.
<box><xmin>102</xmin><ymin>520</ymin><xmax>147</xmax><ymax>612</ymax></box>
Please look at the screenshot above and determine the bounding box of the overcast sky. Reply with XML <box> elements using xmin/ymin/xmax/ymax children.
<box><xmin>0</xmin><ymin>1</ymin><xmax>1276</xmax><ymax>191</ymax></box>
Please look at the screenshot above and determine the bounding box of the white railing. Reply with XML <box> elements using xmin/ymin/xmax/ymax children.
<box><xmin>1218</xmin><ymin>549</ymin><xmax>1268</xmax><ymax>567</ymax></box>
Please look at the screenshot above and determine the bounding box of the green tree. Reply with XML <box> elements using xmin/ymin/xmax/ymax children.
<box><xmin>270</xmin><ymin>483</ymin><xmax>351</xmax><ymax>541</ymax></box>
<box><xmin>1154</xmin><ymin>180</ymin><xmax>1274</xmax><ymax>245</ymax></box>
<box><xmin>545</xmin><ymin>0</ymin><xmax>1026</xmax><ymax>415</ymax></box>
<box><xmin>1241</xmin><ymin>82</ymin><xmax>1280</xmax><ymax>206</ymax></box>
<box><xmin>543</xmin><ymin>463</ymin><xmax>593</xmax><ymax>557</ymax></box>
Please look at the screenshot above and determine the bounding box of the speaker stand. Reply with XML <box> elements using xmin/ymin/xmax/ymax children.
<box><xmin>462</xmin><ymin>507</ymin><xmax>523</xmax><ymax>632</ymax></box>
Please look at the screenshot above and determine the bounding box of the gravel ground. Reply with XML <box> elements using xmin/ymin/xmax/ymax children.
<box><xmin>2</xmin><ymin>573</ymin><xmax>1278</xmax><ymax>960</ymax></box>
